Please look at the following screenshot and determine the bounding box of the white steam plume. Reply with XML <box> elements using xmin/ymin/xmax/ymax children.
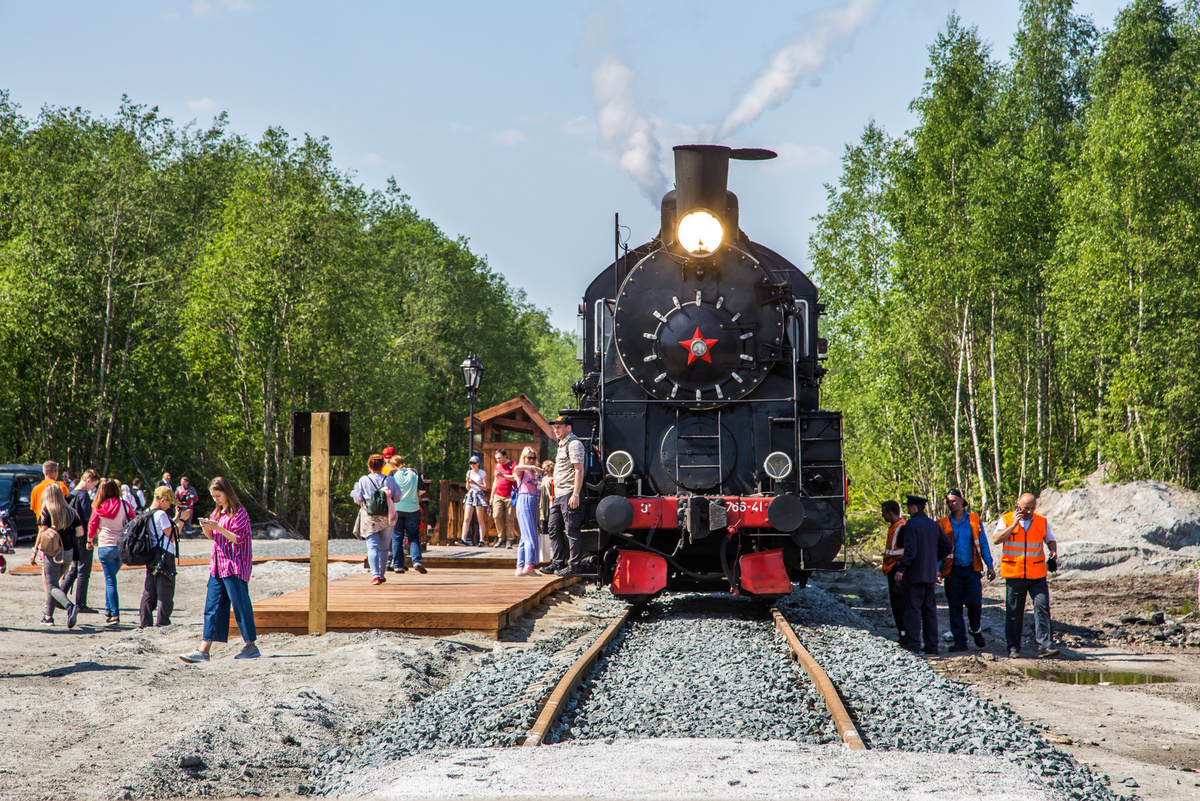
<box><xmin>591</xmin><ymin>53</ymin><xmax>667</xmax><ymax>203</ymax></box>
<box><xmin>718</xmin><ymin>0</ymin><xmax>883</xmax><ymax>141</ymax></box>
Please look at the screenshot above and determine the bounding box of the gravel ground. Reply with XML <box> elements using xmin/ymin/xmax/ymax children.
<box><xmin>325</xmin><ymin>585</ymin><xmax>1120</xmax><ymax>801</ymax></box>
<box><xmin>550</xmin><ymin>594</ymin><xmax>838</xmax><ymax>744</ymax></box>
<box><xmin>778</xmin><ymin>584</ymin><xmax>1124</xmax><ymax>801</ymax></box>
<box><xmin>310</xmin><ymin>588</ymin><xmax>628</xmax><ymax>797</ymax></box>
<box><xmin>177</xmin><ymin>537</ymin><xmax>370</xmax><ymax>559</ymax></box>
<box><xmin>341</xmin><ymin>739</ymin><xmax>1060</xmax><ymax>800</ymax></box>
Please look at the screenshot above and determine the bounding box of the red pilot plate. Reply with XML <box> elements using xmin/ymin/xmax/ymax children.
<box><xmin>739</xmin><ymin>548</ymin><xmax>792</xmax><ymax>595</ymax></box>
<box><xmin>611</xmin><ymin>550</ymin><xmax>668</xmax><ymax>596</ymax></box>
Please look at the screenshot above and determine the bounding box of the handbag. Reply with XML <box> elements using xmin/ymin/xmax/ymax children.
<box><xmin>35</xmin><ymin>526</ymin><xmax>63</xmax><ymax>560</ymax></box>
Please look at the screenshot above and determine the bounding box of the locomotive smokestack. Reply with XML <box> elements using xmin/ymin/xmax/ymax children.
<box><xmin>673</xmin><ymin>144</ymin><xmax>731</xmax><ymax>217</ymax></box>
<box><xmin>661</xmin><ymin>145</ymin><xmax>776</xmax><ymax>253</ymax></box>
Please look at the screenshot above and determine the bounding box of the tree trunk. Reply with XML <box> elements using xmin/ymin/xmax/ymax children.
<box><xmin>954</xmin><ymin>297</ymin><xmax>970</xmax><ymax>489</ymax></box>
<box><xmin>966</xmin><ymin>333</ymin><xmax>991</xmax><ymax>517</ymax></box>
<box><xmin>102</xmin><ymin>283</ymin><xmax>142</xmax><ymax>475</ymax></box>
<box><xmin>1019</xmin><ymin>341</ymin><xmax>1031</xmax><ymax>497</ymax></box>
<box><xmin>262</xmin><ymin>345</ymin><xmax>276</xmax><ymax>509</ymax></box>
<box><xmin>989</xmin><ymin>289</ymin><xmax>1002</xmax><ymax>506</ymax></box>
<box><xmin>1036</xmin><ymin>305</ymin><xmax>1046</xmax><ymax>485</ymax></box>
<box><xmin>93</xmin><ymin>270</ymin><xmax>116</xmax><ymax>465</ymax></box>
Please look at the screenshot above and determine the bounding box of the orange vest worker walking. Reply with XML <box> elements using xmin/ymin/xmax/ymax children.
<box><xmin>993</xmin><ymin>492</ymin><xmax>1059</xmax><ymax>659</ymax></box>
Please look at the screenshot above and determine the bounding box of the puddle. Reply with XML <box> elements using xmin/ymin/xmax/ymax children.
<box><xmin>1020</xmin><ymin>668</ymin><xmax>1176</xmax><ymax>685</ymax></box>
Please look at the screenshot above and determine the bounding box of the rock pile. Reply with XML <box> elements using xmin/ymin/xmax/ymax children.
<box><xmin>1037</xmin><ymin>476</ymin><xmax>1200</xmax><ymax>577</ymax></box>
<box><xmin>1095</xmin><ymin>610</ymin><xmax>1200</xmax><ymax>648</ymax></box>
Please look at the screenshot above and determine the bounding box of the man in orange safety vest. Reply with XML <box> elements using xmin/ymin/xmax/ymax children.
<box><xmin>880</xmin><ymin>500</ymin><xmax>907</xmax><ymax>641</ymax></box>
<box><xmin>993</xmin><ymin>492</ymin><xmax>1059</xmax><ymax>659</ymax></box>
<box><xmin>937</xmin><ymin>488</ymin><xmax>995</xmax><ymax>652</ymax></box>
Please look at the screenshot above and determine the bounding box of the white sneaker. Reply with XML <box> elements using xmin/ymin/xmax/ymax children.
<box><xmin>179</xmin><ymin>650</ymin><xmax>210</xmax><ymax>663</ymax></box>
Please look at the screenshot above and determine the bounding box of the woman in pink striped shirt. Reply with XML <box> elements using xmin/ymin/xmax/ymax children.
<box><xmin>179</xmin><ymin>477</ymin><xmax>259</xmax><ymax>662</ymax></box>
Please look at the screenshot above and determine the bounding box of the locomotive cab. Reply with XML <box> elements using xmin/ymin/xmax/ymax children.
<box><xmin>568</xmin><ymin>144</ymin><xmax>846</xmax><ymax>600</ymax></box>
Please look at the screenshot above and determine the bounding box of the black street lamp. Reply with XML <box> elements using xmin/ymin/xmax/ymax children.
<box><xmin>460</xmin><ymin>354</ymin><xmax>484</xmax><ymax>463</ymax></box>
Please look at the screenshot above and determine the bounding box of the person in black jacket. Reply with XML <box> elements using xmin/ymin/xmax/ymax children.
<box><xmin>893</xmin><ymin>494</ymin><xmax>953</xmax><ymax>655</ymax></box>
<box><xmin>62</xmin><ymin>469</ymin><xmax>100</xmax><ymax>614</ymax></box>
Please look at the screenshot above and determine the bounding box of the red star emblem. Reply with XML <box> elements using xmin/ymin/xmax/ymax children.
<box><xmin>679</xmin><ymin>327</ymin><xmax>719</xmax><ymax>365</ymax></box>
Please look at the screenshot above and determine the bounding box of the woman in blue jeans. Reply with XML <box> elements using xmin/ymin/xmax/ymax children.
<box><xmin>180</xmin><ymin>476</ymin><xmax>259</xmax><ymax>662</ymax></box>
<box><xmin>511</xmin><ymin>447</ymin><xmax>542</xmax><ymax>576</ymax></box>
<box><xmin>86</xmin><ymin>478</ymin><xmax>134</xmax><ymax>625</ymax></box>
<box><xmin>351</xmin><ymin>454</ymin><xmax>397</xmax><ymax>585</ymax></box>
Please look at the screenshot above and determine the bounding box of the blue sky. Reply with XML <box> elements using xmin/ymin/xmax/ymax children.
<box><xmin>1</xmin><ymin>0</ymin><xmax>1125</xmax><ymax>332</ymax></box>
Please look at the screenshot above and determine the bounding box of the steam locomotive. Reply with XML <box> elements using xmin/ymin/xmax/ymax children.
<box><xmin>567</xmin><ymin>144</ymin><xmax>846</xmax><ymax>599</ymax></box>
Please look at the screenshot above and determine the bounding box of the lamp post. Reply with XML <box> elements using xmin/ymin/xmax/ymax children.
<box><xmin>460</xmin><ymin>354</ymin><xmax>484</xmax><ymax>464</ymax></box>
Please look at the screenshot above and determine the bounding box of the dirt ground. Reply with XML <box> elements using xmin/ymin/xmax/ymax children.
<box><xmin>812</xmin><ymin>567</ymin><xmax>1200</xmax><ymax>800</ymax></box>
<box><xmin>2</xmin><ymin>553</ymin><xmax>1198</xmax><ymax>801</ymax></box>
<box><xmin>0</xmin><ymin>556</ymin><xmax>609</xmax><ymax>801</ymax></box>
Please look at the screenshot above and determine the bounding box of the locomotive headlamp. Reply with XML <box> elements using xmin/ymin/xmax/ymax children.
<box><xmin>764</xmin><ymin>451</ymin><xmax>793</xmax><ymax>481</ymax></box>
<box><xmin>677</xmin><ymin>210</ymin><xmax>723</xmax><ymax>256</ymax></box>
<box><xmin>605</xmin><ymin>450</ymin><xmax>635</xmax><ymax>479</ymax></box>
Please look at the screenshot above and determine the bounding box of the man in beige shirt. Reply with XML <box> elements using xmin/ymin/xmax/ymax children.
<box><xmin>540</xmin><ymin>416</ymin><xmax>587</xmax><ymax>576</ymax></box>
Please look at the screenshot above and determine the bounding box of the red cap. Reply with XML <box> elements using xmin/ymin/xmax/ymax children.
<box><xmin>382</xmin><ymin>446</ymin><xmax>395</xmax><ymax>458</ymax></box>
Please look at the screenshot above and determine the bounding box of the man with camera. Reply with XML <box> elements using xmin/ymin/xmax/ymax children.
<box><xmin>994</xmin><ymin>492</ymin><xmax>1059</xmax><ymax>659</ymax></box>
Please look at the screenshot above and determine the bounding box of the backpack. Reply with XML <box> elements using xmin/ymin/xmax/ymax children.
<box><xmin>150</xmin><ymin>514</ymin><xmax>178</xmax><ymax>577</ymax></box>
<box><xmin>119</xmin><ymin>508</ymin><xmax>159</xmax><ymax>566</ymax></box>
<box><xmin>363</xmin><ymin>475</ymin><xmax>389</xmax><ymax>517</ymax></box>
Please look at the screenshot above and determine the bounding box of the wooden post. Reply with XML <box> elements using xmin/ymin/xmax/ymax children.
<box><xmin>309</xmin><ymin>412</ymin><xmax>329</xmax><ymax>635</ymax></box>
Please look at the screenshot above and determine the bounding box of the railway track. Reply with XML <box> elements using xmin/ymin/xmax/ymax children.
<box><xmin>523</xmin><ymin>595</ymin><xmax>864</xmax><ymax>749</ymax></box>
<box><xmin>311</xmin><ymin>586</ymin><xmax>1119</xmax><ymax>800</ymax></box>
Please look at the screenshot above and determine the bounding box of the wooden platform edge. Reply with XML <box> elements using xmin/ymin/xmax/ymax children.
<box><xmin>5</xmin><ymin>552</ymin><xmax>518</xmax><ymax>575</ymax></box>
<box><xmin>232</xmin><ymin>575</ymin><xmax>581</xmax><ymax>640</ymax></box>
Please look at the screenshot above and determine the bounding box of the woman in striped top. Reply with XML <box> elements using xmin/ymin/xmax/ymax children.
<box><xmin>179</xmin><ymin>477</ymin><xmax>260</xmax><ymax>662</ymax></box>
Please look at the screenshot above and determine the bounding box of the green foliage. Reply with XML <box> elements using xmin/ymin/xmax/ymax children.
<box><xmin>812</xmin><ymin>0</ymin><xmax>1200</xmax><ymax>524</ymax></box>
<box><xmin>0</xmin><ymin>96</ymin><xmax>576</xmax><ymax>531</ymax></box>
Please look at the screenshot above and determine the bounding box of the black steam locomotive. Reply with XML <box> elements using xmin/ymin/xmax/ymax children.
<box><xmin>567</xmin><ymin>144</ymin><xmax>846</xmax><ymax>599</ymax></box>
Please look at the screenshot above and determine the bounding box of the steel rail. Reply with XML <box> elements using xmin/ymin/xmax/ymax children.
<box><xmin>523</xmin><ymin>604</ymin><xmax>637</xmax><ymax>746</ymax></box>
<box><xmin>772</xmin><ymin>607</ymin><xmax>867</xmax><ymax>750</ymax></box>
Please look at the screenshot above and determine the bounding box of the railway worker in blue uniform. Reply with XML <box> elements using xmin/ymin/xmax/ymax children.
<box><xmin>937</xmin><ymin>488</ymin><xmax>995</xmax><ymax>652</ymax></box>
<box><xmin>893</xmin><ymin>494</ymin><xmax>952</xmax><ymax>656</ymax></box>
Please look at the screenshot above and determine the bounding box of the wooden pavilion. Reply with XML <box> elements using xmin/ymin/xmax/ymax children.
<box><xmin>435</xmin><ymin>394</ymin><xmax>555</xmax><ymax>544</ymax></box>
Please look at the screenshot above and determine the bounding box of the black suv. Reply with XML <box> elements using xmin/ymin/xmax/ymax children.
<box><xmin>0</xmin><ymin>464</ymin><xmax>49</xmax><ymax>543</ymax></box>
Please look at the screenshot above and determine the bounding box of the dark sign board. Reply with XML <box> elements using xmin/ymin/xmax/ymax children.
<box><xmin>293</xmin><ymin>412</ymin><xmax>350</xmax><ymax>457</ymax></box>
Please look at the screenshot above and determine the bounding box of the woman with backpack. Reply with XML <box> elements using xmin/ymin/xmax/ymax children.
<box><xmin>140</xmin><ymin>486</ymin><xmax>180</xmax><ymax>628</ymax></box>
<box><xmin>351</xmin><ymin>454</ymin><xmax>398</xmax><ymax>585</ymax></box>
<box><xmin>87</xmin><ymin>478</ymin><xmax>134</xmax><ymax>625</ymax></box>
<box><xmin>180</xmin><ymin>476</ymin><xmax>259</xmax><ymax>662</ymax></box>
<box><xmin>32</xmin><ymin>485</ymin><xmax>81</xmax><ymax>627</ymax></box>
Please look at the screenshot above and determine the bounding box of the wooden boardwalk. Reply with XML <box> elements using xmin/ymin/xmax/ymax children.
<box><xmin>238</xmin><ymin>569</ymin><xmax>575</xmax><ymax>639</ymax></box>
<box><xmin>6</xmin><ymin>545</ymin><xmax>517</xmax><ymax>575</ymax></box>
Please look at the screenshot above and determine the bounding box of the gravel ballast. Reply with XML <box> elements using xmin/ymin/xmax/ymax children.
<box><xmin>551</xmin><ymin>594</ymin><xmax>838</xmax><ymax>744</ymax></box>
<box><xmin>319</xmin><ymin>584</ymin><xmax>1123</xmax><ymax>801</ymax></box>
<box><xmin>778</xmin><ymin>584</ymin><xmax>1122</xmax><ymax>801</ymax></box>
<box><xmin>310</xmin><ymin>588</ymin><xmax>627</xmax><ymax>797</ymax></box>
